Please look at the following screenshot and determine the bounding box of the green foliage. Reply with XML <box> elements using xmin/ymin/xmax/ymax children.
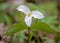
<box><xmin>4</xmin><ymin>15</ymin><xmax>12</xmax><ymax>25</ymax></box>
<box><xmin>43</xmin><ymin>37</ymin><xmax>51</xmax><ymax>43</ymax></box>
<box><xmin>12</xmin><ymin>31</ymin><xmax>27</xmax><ymax>43</ymax></box>
<box><xmin>55</xmin><ymin>35</ymin><xmax>60</xmax><ymax>43</ymax></box>
<box><xmin>5</xmin><ymin>22</ymin><xmax>27</xmax><ymax>36</ymax></box>
<box><xmin>31</xmin><ymin>21</ymin><xmax>55</xmax><ymax>34</ymax></box>
<box><xmin>28</xmin><ymin>2</ymin><xmax>57</xmax><ymax>16</ymax></box>
<box><xmin>38</xmin><ymin>2</ymin><xmax>57</xmax><ymax>16</ymax></box>
<box><xmin>54</xmin><ymin>24</ymin><xmax>60</xmax><ymax>32</ymax></box>
<box><xmin>5</xmin><ymin>21</ymin><xmax>55</xmax><ymax>36</ymax></box>
<box><xmin>0</xmin><ymin>12</ymin><xmax>5</xmax><ymax>22</ymax></box>
<box><xmin>28</xmin><ymin>3</ymin><xmax>39</xmax><ymax>11</ymax></box>
<box><xmin>0</xmin><ymin>3</ymin><xmax>8</xmax><ymax>11</ymax></box>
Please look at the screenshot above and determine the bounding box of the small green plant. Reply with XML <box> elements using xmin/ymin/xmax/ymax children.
<box><xmin>5</xmin><ymin>4</ymin><xmax>55</xmax><ymax>43</ymax></box>
<box><xmin>17</xmin><ymin>5</ymin><xmax>44</xmax><ymax>43</ymax></box>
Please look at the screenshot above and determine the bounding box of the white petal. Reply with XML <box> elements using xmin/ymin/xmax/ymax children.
<box><xmin>31</xmin><ymin>10</ymin><xmax>44</xmax><ymax>19</ymax></box>
<box><xmin>17</xmin><ymin>5</ymin><xmax>30</xmax><ymax>15</ymax></box>
<box><xmin>25</xmin><ymin>16</ymin><xmax>32</xmax><ymax>27</ymax></box>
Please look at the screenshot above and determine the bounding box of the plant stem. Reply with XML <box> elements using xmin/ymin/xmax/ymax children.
<box><xmin>28</xmin><ymin>27</ymin><xmax>30</xmax><ymax>43</ymax></box>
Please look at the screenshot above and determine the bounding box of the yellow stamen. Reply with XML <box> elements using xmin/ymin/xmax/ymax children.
<box><xmin>28</xmin><ymin>13</ymin><xmax>31</xmax><ymax>17</ymax></box>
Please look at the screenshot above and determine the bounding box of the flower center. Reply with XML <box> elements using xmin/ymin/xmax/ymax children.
<box><xmin>28</xmin><ymin>13</ymin><xmax>31</xmax><ymax>17</ymax></box>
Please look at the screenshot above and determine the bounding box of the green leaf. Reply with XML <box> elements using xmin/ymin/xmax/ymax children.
<box><xmin>43</xmin><ymin>37</ymin><xmax>51</xmax><ymax>43</ymax></box>
<box><xmin>31</xmin><ymin>22</ymin><xmax>55</xmax><ymax>34</ymax></box>
<box><xmin>0</xmin><ymin>3</ymin><xmax>8</xmax><ymax>10</ymax></box>
<box><xmin>12</xmin><ymin>34</ymin><xmax>17</xmax><ymax>43</ymax></box>
<box><xmin>28</xmin><ymin>3</ymin><xmax>45</xmax><ymax>14</ymax></box>
<box><xmin>4</xmin><ymin>15</ymin><xmax>12</xmax><ymax>25</ymax></box>
<box><xmin>54</xmin><ymin>24</ymin><xmax>60</xmax><ymax>32</ymax></box>
<box><xmin>28</xmin><ymin>3</ymin><xmax>39</xmax><ymax>11</ymax></box>
<box><xmin>0</xmin><ymin>12</ymin><xmax>5</xmax><ymax>22</ymax></box>
<box><xmin>5</xmin><ymin>22</ymin><xmax>27</xmax><ymax>36</ymax></box>
<box><xmin>17</xmin><ymin>31</ymin><xmax>27</xmax><ymax>42</ymax></box>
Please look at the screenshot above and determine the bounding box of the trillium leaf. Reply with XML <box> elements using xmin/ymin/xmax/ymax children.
<box><xmin>5</xmin><ymin>22</ymin><xmax>27</xmax><ymax>36</ymax></box>
<box><xmin>54</xmin><ymin>24</ymin><xmax>60</xmax><ymax>32</ymax></box>
<box><xmin>31</xmin><ymin>22</ymin><xmax>55</xmax><ymax>34</ymax></box>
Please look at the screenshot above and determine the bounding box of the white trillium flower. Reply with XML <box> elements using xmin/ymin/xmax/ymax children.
<box><xmin>17</xmin><ymin>5</ymin><xmax>44</xmax><ymax>27</ymax></box>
